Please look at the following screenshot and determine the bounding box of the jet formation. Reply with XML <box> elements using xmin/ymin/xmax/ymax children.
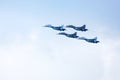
<box><xmin>43</xmin><ymin>24</ymin><xmax>100</xmax><ymax>44</ymax></box>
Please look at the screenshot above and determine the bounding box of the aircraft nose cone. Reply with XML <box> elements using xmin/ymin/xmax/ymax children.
<box><xmin>44</xmin><ymin>25</ymin><xmax>49</xmax><ymax>27</ymax></box>
<box><xmin>58</xmin><ymin>33</ymin><xmax>63</xmax><ymax>35</ymax></box>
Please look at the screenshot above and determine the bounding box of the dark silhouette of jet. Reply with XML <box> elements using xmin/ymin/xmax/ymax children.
<box><xmin>58</xmin><ymin>32</ymin><xmax>79</xmax><ymax>38</ymax></box>
<box><xmin>78</xmin><ymin>37</ymin><xmax>99</xmax><ymax>43</ymax></box>
<box><xmin>44</xmin><ymin>24</ymin><xmax>66</xmax><ymax>31</ymax></box>
<box><xmin>66</xmin><ymin>24</ymin><xmax>88</xmax><ymax>31</ymax></box>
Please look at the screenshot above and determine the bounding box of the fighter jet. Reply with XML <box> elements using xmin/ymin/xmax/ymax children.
<box><xmin>78</xmin><ymin>37</ymin><xmax>99</xmax><ymax>43</ymax></box>
<box><xmin>66</xmin><ymin>24</ymin><xmax>88</xmax><ymax>31</ymax></box>
<box><xmin>44</xmin><ymin>24</ymin><xmax>66</xmax><ymax>31</ymax></box>
<box><xmin>58</xmin><ymin>32</ymin><xmax>79</xmax><ymax>38</ymax></box>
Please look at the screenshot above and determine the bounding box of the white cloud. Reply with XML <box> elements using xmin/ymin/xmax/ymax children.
<box><xmin>100</xmin><ymin>39</ymin><xmax>120</xmax><ymax>80</ymax></box>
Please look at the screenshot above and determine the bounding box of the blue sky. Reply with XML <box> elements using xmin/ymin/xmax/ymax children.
<box><xmin>0</xmin><ymin>0</ymin><xmax>120</xmax><ymax>80</ymax></box>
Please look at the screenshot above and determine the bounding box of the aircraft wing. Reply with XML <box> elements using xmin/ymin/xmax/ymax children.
<box><xmin>78</xmin><ymin>37</ymin><xmax>86</xmax><ymax>40</ymax></box>
<box><xmin>44</xmin><ymin>24</ymin><xmax>52</xmax><ymax>27</ymax></box>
